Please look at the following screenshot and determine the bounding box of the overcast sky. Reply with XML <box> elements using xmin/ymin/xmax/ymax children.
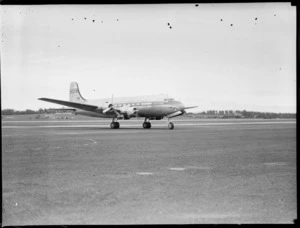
<box><xmin>1</xmin><ymin>3</ymin><xmax>296</xmax><ymax>113</ymax></box>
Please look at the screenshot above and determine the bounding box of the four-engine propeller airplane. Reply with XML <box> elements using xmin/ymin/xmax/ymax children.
<box><xmin>38</xmin><ymin>82</ymin><xmax>197</xmax><ymax>130</ymax></box>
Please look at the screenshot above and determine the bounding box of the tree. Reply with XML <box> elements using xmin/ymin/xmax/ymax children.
<box><xmin>1</xmin><ymin>109</ymin><xmax>15</xmax><ymax>115</ymax></box>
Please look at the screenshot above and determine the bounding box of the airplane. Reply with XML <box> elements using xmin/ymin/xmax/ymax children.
<box><xmin>38</xmin><ymin>82</ymin><xmax>197</xmax><ymax>130</ymax></box>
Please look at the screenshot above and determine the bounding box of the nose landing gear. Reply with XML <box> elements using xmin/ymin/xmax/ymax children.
<box><xmin>167</xmin><ymin>117</ymin><xmax>174</xmax><ymax>130</ymax></box>
<box><xmin>168</xmin><ymin>122</ymin><xmax>174</xmax><ymax>130</ymax></box>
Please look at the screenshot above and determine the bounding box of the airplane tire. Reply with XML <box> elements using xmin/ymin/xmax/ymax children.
<box><xmin>147</xmin><ymin>122</ymin><xmax>151</xmax><ymax>129</ymax></box>
<box><xmin>143</xmin><ymin>122</ymin><xmax>148</xmax><ymax>129</ymax></box>
<box><xmin>168</xmin><ymin>122</ymin><xmax>174</xmax><ymax>130</ymax></box>
<box><xmin>111</xmin><ymin>122</ymin><xmax>120</xmax><ymax>129</ymax></box>
<box><xmin>110</xmin><ymin>122</ymin><xmax>115</xmax><ymax>129</ymax></box>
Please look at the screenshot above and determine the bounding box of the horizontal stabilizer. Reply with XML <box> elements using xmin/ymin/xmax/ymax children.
<box><xmin>38</xmin><ymin>98</ymin><xmax>98</xmax><ymax>111</ymax></box>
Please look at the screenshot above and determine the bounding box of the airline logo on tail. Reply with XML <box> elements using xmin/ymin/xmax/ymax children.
<box><xmin>69</xmin><ymin>81</ymin><xmax>86</xmax><ymax>103</ymax></box>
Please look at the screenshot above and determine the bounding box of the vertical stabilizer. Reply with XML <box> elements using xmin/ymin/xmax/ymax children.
<box><xmin>69</xmin><ymin>81</ymin><xmax>86</xmax><ymax>103</ymax></box>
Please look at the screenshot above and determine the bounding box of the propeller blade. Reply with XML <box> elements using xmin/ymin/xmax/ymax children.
<box><xmin>103</xmin><ymin>107</ymin><xmax>112</xmax><ymax>114</ymax></box>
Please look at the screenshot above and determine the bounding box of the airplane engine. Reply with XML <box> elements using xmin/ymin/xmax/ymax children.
<box><xmin>104</xmin><ymin>103</ymin><xmax>113</xmax><ymax>109</ymax></box>
<box><xmin>102</xmin><ymin>103</ymin><xmax>113</xmax><ymax>114</ymax></box>
<box><xmin>119</xmin><ymin>106</ymin><xmax>137</xmax><ymax>118</ymax></box>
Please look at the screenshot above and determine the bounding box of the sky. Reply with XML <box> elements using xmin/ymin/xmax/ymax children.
<box><xmin>0</xmin><ymin>3</ymin><xmax>296</xmax><ymax>113</ymax></box>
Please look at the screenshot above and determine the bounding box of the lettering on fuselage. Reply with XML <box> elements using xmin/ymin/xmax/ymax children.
<box><xmin>99</xmin><ymin>97</ymin><xmax>177</xmax><ymax>109</ymax></box>
<box><xmin>112</xmin><ymin>101</ymin><xmax>171</xmax><ymax>107</ymax></box>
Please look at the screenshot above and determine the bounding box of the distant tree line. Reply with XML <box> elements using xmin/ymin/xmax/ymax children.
<box><xmin>193</xmin><ymin>110</ymin><xmax>296</xmax><ymax>119</ymax></box>
<box><xmin>2</xmin><ymin>108</ymin><xmax>296</xmax><ymax>119</ymax></box>
<box><xmin>2</xmin><ymin>108</ymin><xmax>49</xmax><ymax>115</ymax></box>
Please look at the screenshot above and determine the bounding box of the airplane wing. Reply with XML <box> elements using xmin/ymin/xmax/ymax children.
<box><xmin>48</xmin><ymin>108</ymin><xmax>76</xmax><ymax>111</ymax></box>
<box><xmin>184</xmin><ymin>106</ymin><xmax>198</xmax><ymax>109</ymax></box>
<box><xmin>46</xmin><ymin>108</ymin><xmax>76</xmax><ymax>112</ymax></box>
<box><xmin>38</xmin><ymin>98</ymin><xmax>98</xmax><ymax>111</ymax></box>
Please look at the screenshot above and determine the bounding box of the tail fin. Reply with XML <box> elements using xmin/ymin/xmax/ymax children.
<box><xmin>69</xmin><ymin>81</ymin><xmax>86</xmax><ymax>102</ymax></box>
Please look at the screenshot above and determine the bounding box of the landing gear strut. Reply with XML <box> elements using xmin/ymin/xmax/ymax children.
<box><xmin>143</xmin><ymin>118</ymin><xmax>151</xmax><ymax>129</ymax></box>
<box><xmin>110</xmin><ymin>118</ymin><xmax>120</xmax><ymax>129</ymax></box>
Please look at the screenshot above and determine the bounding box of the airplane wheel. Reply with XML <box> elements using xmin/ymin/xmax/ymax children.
<box><xmin>168</xmin><ymin>122</ymin><xmax>174</xmax><ymax>130</ymax></box>
<box><xmin>110</xmin><ymin>122</ymin><xmax>115</xmax><ymax>129</ymax></box>
<box><xmin>143</xmin><ymin>122</ymin><xmax>148</xmax><ymax>129</ymax></box>
<box><xmin>147</xmin><ymin>122</ymin><xmax>151</xmax><ymax>129</ymax></box>
<box><xmin>111</xmin><ymin>122</ymin><xmax>119</xmax><ymax>129</ymax></box>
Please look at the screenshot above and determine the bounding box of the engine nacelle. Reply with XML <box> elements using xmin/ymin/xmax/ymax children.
<box><xmin>149</xmin><ymin>116</ymin><xmax>163</xmax><ymax>120</ymax></box>
<box><xmin>119</xmin><ymin>106</ymin><xmax>137</xmax><ymax>118</ymax></box>
<box><xmin>166</xmin><ymin>110</ymin><xmax>183</xmax><ymax>118</ymax></box>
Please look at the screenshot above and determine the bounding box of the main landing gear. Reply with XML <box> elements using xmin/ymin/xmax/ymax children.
<box><xmin>110</xmin><ymin>117</ymin><xmax>174</xmax><ymax>130</ymax></box>
<box><xmin>143</xmin><ymin>118</ymin><xmax>151</xmax><ymax>129</ymax></box>
<box><xmin>110</xmin><ymin>118</ymin><xmax>120</xmax><ymax>129</ymax></box>
<box><xmin>142</xmin><ymin>118</ymin><xmax>174</xmax><ymax>130</ymax></box>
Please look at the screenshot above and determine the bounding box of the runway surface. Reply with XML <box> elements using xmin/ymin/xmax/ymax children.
<box><xmin>2</xmin><ymin>119</ymin><xmax>297</xmax><ymax>224</ymax></box>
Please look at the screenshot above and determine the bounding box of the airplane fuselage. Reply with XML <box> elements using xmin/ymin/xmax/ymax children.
<box><xmin>74</xmin><ymin>98</ymin><xmax>185</xmax><ymax>119</ymax></box>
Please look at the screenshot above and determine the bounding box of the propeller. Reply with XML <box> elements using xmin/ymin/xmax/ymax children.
<box><xmin>103</xmin><ymin>94</ymin><xmax>114</xmax><ymax>113</ymax></box>
<box><xmin>182</xmin><ymin>106</ymin><xmax>197</xmax><ymax>118</ymax></box>
<box><xmin>102</xmin><ymin>94</ymin><xmax>125</xmax><ymax>119</ymax></box>
<box><xmin>102</xmin><ymin>104</ymin><xmax>112</xmax><ymax>113</ymax></box>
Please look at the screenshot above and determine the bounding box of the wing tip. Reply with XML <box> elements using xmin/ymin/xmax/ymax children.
<box><xmin>184</xmin><ymin>106</ymin><xmax>198</xmax><ymax>109</ymax></box>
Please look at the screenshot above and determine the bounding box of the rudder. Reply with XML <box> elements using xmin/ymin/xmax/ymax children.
<box><xmin>69</xmin><ymin>81</ymin><xmax>86</xmax><ymax>102</ymax></box>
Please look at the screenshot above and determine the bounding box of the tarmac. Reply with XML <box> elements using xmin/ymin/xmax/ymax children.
<box><xmin>2</xmin><ymin>119</ymin><xmax>297</xmax><ymax>224</ymax></box>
